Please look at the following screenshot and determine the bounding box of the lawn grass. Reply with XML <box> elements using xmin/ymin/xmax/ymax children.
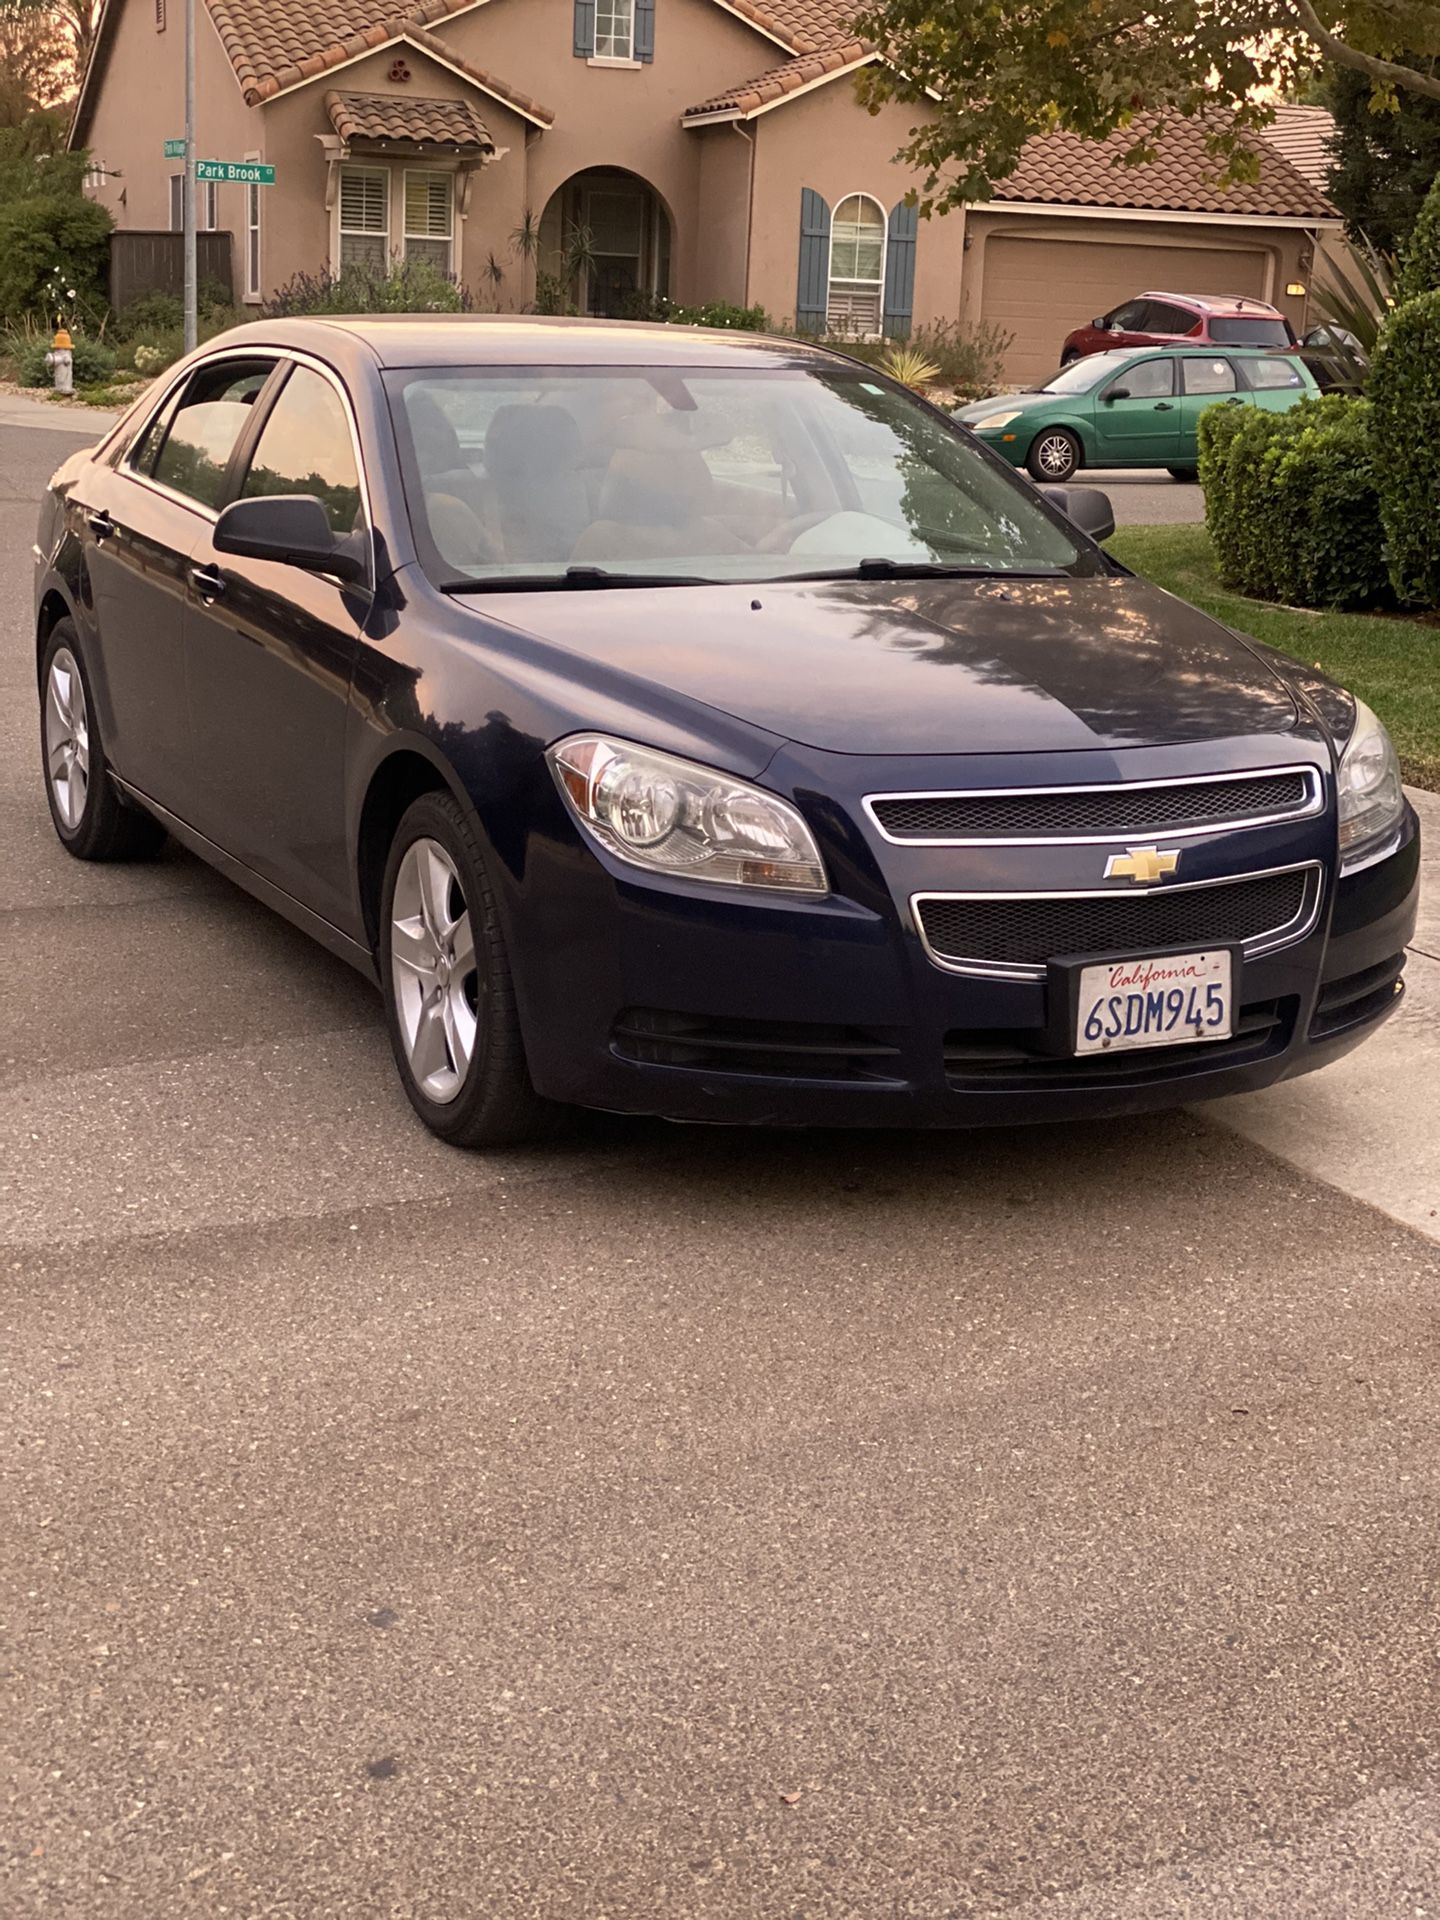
<box><xmin>1108</xmin><ymin>524</ymin><xmax>1440</xmax><ymax>792</ymax></box>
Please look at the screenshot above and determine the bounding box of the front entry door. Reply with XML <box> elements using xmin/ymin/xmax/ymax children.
<box><xmin>183</xmin><ymin>361</ymin><xmax>370</xmax><ymax>930</ymax></box>
<box><xmin>1094</xmin><ymin>356</ymin><xmax>1181</xmax><ymax>463</ymax></box>
<box><xmin>582</xmin><ymin>183</ymin><xmax>648</xmax><ymax>317</ymax></box>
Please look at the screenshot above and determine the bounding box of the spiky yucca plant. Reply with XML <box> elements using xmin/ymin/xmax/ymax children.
<box><xmin>881</xmin><ymin>344</ymin><xmax>942</xmax><ymax>390</ymax></box>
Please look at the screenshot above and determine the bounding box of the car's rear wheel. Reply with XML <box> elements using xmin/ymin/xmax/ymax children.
<box><xmin>1027</xmin><ymin>428</ymin><xmax>1081</xmax><ymax>482</ymax></box>
<box><xmin>1167</xmin><ymin>466</ymin><xmax>1200</xmax><ymax>483</ymax></box>
<box><xmin>379</xmin><ymin>790</ymin><xmax>554</xmax><ymax>1148</ymax></box>
<box><xmin>40</xmin><ymin>623</ymin><xmax>166</xmax><ymax>862</ymax></box>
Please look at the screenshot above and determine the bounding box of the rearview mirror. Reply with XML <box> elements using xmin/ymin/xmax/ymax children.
<box><xmin>1102</xmin><ymin>385</ymin><xmax>1130</xmax><ymax>403</ymax></box>
<box><xmin>1040</xmin><ymin>485</ymin><xmax>1116</xmax><ymax>543</ymax></box>
<box><xmin>213</xmin><ymin>494</ymin><xmax>367</xmax><ymax>584</ymax></box>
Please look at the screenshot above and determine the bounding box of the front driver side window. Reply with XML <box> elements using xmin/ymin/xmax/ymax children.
<box><xmin>238</xmin><ymin>363</ymin><xmax>364</xmax><ymax>535</ymax></box>
<box><xmin>139</xmin><ymin>359</ymin><xmax>276</xmax><ymax>509</ymax></box>
<box><xmin>1114</xmin><ymin>358</ymin><xmax>1175</xmax><ymax>399</ymax></box>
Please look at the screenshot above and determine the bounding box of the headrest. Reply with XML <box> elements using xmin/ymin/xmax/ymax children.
<box><xmin>406</xmin><ymin>389</ymin><xmax>465</xmax><ymax>474</ymax></box>
<box><xmin>610</xmin><ymin>409</ymin><xmax>734</xmax><ymax>453</ymax></box>
<box><xmin>485</xmin><ymin>403</ymin><xmax>582</xmax><ymax>483</ymax></box>
<box><xmin>596</xmin><ymin>447</ymin><xmax>716</xmax><ymax>527</ymax></box>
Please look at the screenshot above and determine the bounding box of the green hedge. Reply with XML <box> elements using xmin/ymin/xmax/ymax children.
<box><xmin>1370</xmin><ymin>288</ymin><xmax>1440</xmax><ymax>608</ymax></box>
<box><xmin>0</xmin><ymin>195</ymin><xmax>112</xmax><ymax>326</ymax></box>
<box><xmin>1395</xmin><ymin>175</ymin><xmax>1440</xmax><ymax>303</ymax></box>
<box><xmin>1197</xmin><ymin>395</ymin><xmax>1389</xmax><ymax>610</ymax></box>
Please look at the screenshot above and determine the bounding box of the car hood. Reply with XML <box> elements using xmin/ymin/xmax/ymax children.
<box><xmin>469</xmin><ymin>574</ymin><xmax>1300</xmax><ymax>755</ymax></box>
<box><xmin>954</xmin><ymin>392</ymin><xmax>1056</xmax><ymax>422</ymax></box>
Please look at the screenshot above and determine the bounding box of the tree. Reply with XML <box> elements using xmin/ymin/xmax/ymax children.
<box><xmin>1396</xmin><ymin>171</ymin><xmax>1440</xmax><ymax>294</ymax></box>
<box><xmin>1327</xmin><ymin>61</ymin><xmax>1440</xmax><ymax>253</ymax></box>
<box><xmin>0</xmin><ymin>3</ymin><xmax>70</xmax><ymax>127</ymax></box>
<box><xmin>850</xmin><ymin>2</ymin><xmax>1440</xmax><ymax>212</ymax></box>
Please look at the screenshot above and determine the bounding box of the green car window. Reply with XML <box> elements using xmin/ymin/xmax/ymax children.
<box><xmin>1181</xmin><ymin>358</ymin><xmax>1238</xmax><ymax>395</ymax></box>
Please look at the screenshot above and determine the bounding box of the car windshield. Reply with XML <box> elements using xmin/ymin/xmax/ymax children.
<box><xmin>386</xmin><ymin>363</ymin><xmax>1098</xmax><ymax>589</ymax></box>
<box><xmin>1039</xmin><ymin>354</ymin><xmax>1131</xmax><ymax>394</ymax></box>
<box><xmin>1209</xmin><ymin>317</ymin><xmax>1291</xmax><ymax>345</ymax></box>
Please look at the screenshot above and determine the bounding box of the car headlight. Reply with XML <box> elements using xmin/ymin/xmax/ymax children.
<box><xmin>1337</xmin><ymin>699</ymin><xmax>1405</xmax><ymax>871</ymax></box>
<box><xmin>549</xmin><ymin>735</ymin><xmax>828</xmax><ymax>894</ymax></box>
<box><xmin>971</xmin><ymin>410</ymin><xmax>1021</xmax><ymax>431</ymax></box>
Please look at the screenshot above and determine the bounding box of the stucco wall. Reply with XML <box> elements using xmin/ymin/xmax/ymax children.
<box><xmin>692</xmin><ymin>124</ymin><xmax>753</xmax><ymax>308</ymax></box>
<box><xmin>746</xmin><ymin>82</ymin><xmax>965</xmax><ymax>329</ymax></box>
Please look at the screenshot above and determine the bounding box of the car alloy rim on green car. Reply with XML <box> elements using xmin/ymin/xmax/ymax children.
<box><xmin>1033</xmin><ymin>432</ymin><xmax>1077</xmax><ymax>479</ymax></box>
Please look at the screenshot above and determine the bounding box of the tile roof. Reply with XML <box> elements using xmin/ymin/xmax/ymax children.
<box><xmin>991</xmin><ymin>117</ymin><xmax>1337</xmax><ymax>220</ymax></box>
<box><xmin>683</xmin><ymin>41</ymin><xmax>873</xmax><ymax>117</ymax></box>
<box><xmin>203</xmin><ymin>0</ymin><xmax>553</xmax><ymax>123</ymax></box>
<box><xmin>325</xmin><ymin>87</ymin><xmax>494</xmax><ymax>148</ymax></box>
<box><xmin>1260</xmin><ymin>104</ymin><xmax>1336</xmax><ymax>192</ymax></box>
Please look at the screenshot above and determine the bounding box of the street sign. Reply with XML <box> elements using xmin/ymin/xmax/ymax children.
<box><xmin>162</xmin><ymin>137</ymin><xmax>186</xmax><ymax>158</ymax></box>
<box><xmin>195</xmin><ymin>160</ymin><xmax>276</xmax><ymax>185</ymax></box>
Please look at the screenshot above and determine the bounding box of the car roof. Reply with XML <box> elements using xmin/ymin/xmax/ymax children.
<box><xmin>1137</xmin><ymin>291</ymin><xmax>1285</xmax><ymax>317</ymax></box>
<box><xmin>1111</xmin><ymin>343</ymin><xmax>1301</xmax><ymax>358</ymax></box>
<box><xmin>204</xmin><ymin>313</ymin><xmax>851</xmax><ymax>371</ymax></box>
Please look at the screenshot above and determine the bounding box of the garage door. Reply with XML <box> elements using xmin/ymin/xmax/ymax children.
<box><xmin>980</xmin><ymin>234</ymin><xmax>1270</xmax><ymax>386</ymax></box>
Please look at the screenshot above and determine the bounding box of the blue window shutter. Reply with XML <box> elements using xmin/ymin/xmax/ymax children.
<box><xmin>634</xmin><ymin>0</ymin><xmax>655</xmax><ymax>61</ymax></box>
<box><xmin>573</xmin><ymin>0</ymin><xmax>595</xmax><ymax>56</ymax></box>
<box><xmin>796</xmin><ymin>188</ymin><xmax>830</xmax><ymax>333</ymax></box>
<box><xmin>883</xmin><ymin>199</ymin><xmax>917</xmax><ymax>338</ymax></box>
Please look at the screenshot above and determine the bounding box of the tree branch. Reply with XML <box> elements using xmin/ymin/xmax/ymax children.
<box><xmin>1290</xmin><ymin>1</ymin><xmax>1440</xmax><ymax>101</ymax></box>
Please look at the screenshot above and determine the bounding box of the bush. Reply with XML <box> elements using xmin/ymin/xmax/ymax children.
<box><xmin>1370</xmin><ymin>288</ymin><xmax>1440</xmax><ymax>607</ymax></box>
<box><xmin>0</xmin><ymin>195</ymin><xmax>112</xmax><ymax>327</ymax></box>
<box><xmin>1395</xmin><ymin>175</ymin><xmax>1440</xmax><ymax>303</ymax></box>
<box><xmin>906</xmin><ymin>318</ymin><xmax>1013</xmax><ymax>400</ymax></box>
<box><xmin>14</xmin><ymin>334</ymin><xmax>116</xmax><ymax>388</ymax></box>
<box><xmin>114</xmin><ymin>291</ymin><xmax>184</xmax><ymax>340</ymax></box>
<box><xmin>664</xmin><ymin>299</ymin><xmax>768</xmax><ymax>330</ymax></box>
<box><xmin>262</xmin><ymin>258</ymin><xmax>472</xmax><ymax>317</ymax></box>
<box><xmin>1197</xmin><ymin>394</ymin><xmax>1389</xmax><ymax>610</ymax></box>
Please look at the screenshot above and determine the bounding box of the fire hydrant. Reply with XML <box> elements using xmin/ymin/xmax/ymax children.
<box><xmin>45</xmin><ymin>328</ymin><xmax>73</xmax><ymax>396</ymax></box>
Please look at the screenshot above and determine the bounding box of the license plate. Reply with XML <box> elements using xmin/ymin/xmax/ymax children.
<box><xmin>1074</xmin><ymin>949</ymin><xmax>1234</xmax><ymax>1056</ymax></box>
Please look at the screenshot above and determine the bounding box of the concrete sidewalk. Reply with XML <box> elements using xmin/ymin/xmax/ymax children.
<box><xmin>1208</xmin><ymin>784</ymin><xmax>1439</xmax><ymax>1245</ymax></box>
<box><xmin>0</xmin><ymin>390</ymin><xmax>122</xmax><ymax>436</ymax></box>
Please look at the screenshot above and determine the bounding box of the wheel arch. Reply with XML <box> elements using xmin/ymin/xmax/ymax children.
<box><xmin>354</xmin><ymin>740</ymin><xmax>478</xmax><ymax>957</ymax></box>
<box><xmin>35</xmin><ymin>588</ymin><xmax>75</xmax><ymax>683</ymax></box>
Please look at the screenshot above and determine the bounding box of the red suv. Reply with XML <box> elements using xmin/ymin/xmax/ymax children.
<box><xmin>1062</xmin><ymin>293</ymin><xmax>1297</xmax><ymax>365</ymax></box>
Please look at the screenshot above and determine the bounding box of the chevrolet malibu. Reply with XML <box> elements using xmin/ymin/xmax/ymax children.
<box><xmin>34</xmin><ymin>318</ymin><xmax>1418</xmax><ymax>1148</ymax></box>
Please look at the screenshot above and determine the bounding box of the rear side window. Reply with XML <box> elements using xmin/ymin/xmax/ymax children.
<box><xmin>138</xmin><ymin>358</ymin><xmax>275</xmax><ymax>508</ymax></box>
<box><xmin>1107</xmin><ymin>301</ymin><xmax>1147</xmax><ymax>329</ymax></box>
<box><xmin>1241</xmin><ymin>356</ymin><xmax>1307</xmax><ymax>391</ymax></box>
<box><xmin>1181</xmin><ymin>357</ymin><xmax>1238</xmax><ymax>395</ymax></box>
<box><xmin>1209</xmin><ymin>317</ymin><xmax>1292</xmax><ymax>346</ymax></box>
<box><xmin>238</xmin><ymin>364</ymin><xmax>364</xmax><ymax>534</ymax></box>
<box><xmin>1142</xmin><ymin>303</ymin><xmax>1197</xmax><ymax>335</ymax></box>
<box><xmin>1114</xmin><ymin>358</ymin><xmax>1176</xmax><ymax>399</ymax></box>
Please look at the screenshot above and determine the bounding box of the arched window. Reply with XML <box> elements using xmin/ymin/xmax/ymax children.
<box><xmin>827</xmin><ymin>194</ymin><xmax>886</xmax><ymax>335</ymax></box>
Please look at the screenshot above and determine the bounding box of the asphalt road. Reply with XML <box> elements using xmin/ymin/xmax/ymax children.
<box><xmin>1082</xmin><ymin>470</ymin><xmax>1204</xmax><ymax>526</ymax></box>
<box><xmin>4</xmin><ymin>417</ymin><xmax>1439</xmax><ymax>1919</ymax></box>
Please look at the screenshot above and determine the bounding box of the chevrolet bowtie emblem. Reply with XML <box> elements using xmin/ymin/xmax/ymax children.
<box><xmin>1105</xmin><ymin>846</ymin><xmax>1181</xmax><ymax>885</ymax></box>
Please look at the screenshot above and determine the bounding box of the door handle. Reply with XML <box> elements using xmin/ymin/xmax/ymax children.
<box><xmin>86</xmin><ymin>510</ymin><xmax>114</xmax><ymax>540</ymax></box>
<box><xmin>188</xmin><ymin>564</ymin><xmax>226</xmax><ymax>602</ymax></box>
<box><xmin>1154</xmin><ymin>402</ymin><xmax>1175</xmax><ymax>411</ymax></box>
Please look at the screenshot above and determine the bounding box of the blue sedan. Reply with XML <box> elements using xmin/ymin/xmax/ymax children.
<box><xmin>34</xmin><ymin>319</ymin><xmax>1417</xmax><ymax>1145</ymax></box>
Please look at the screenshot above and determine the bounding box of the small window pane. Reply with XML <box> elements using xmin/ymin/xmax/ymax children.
<box><xmin>1244</xmin><ymin>355</ymin><xmax>1306</xmax><ymax>390</ymax></box>
<box><xmin>595</xmin><ymin>0</ymin><xmax>633</xmax><ymax>57</ymax></box>
<box><xmin>1117</xmin><ymin>358</ymin><xmax>1175</xmax><ymax>399</ymax></box>
<box><xmin>1182</xmin><ymin>357</ymin><xmax>1237</xmax><ymax>395</ymax></box>
<box><xmin>149</xmin><ymin>360</ymin><xmax>274</xmax><ymax>507</ymax></box>
<box><xmin>239</xmin><ymin>365</ymin><xmax>363</xmax><ymax>535</ymax></box>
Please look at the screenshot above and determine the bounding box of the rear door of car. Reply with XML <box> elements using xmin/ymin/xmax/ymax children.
<box><xmin>1092</xmin><ymin>355</ymin><xmax>1181</xmax><ymax>462</ymax></box>
<box><xmin>79</xmin><ymin>354</ymin><xmax>279</xmax><ymax>813</ymax></box>
<box><xmin>1238</xmin><ymin>354</ymin><xmax>1314</xmax><ymax>415</ymax></box>
<box><xmin>1175</xmin><ymin>354</ymin><xmax>1249</xmax><ymax>455</ymax></box>
<box><xmin>182</xmin><ymin>356</ymin><xmax>372</xmax><ymax>927</ymax></box>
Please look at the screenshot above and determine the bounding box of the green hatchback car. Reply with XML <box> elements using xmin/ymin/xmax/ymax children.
<box><xmin>953</xmin><ymin>346</ymin><xmax>1320</xmax><ymax>483</ymax></box>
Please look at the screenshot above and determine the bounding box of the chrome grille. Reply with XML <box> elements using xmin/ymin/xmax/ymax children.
<box><xmin>915</xmin><ymin>865</ymin><xmax>1319</xmax><ymax>979</ymax></box>
<box><xmin>868</xmin><ymin>769</ymin><xmax>1318</xmax><ymax>843</ymax></box>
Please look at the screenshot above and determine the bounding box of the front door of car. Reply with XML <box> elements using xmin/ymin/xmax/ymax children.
<box><xmin>75</xmin><ymin>355</ymin><xmax>275</xmax><ymax>811</ymax></box>
<box><xmin>1093</xmin><ymin>357</ymin><xmax>1181</xmax><ymax>462</ymax></box>
<box><xmin>1176</xmin><ymin>355</ymin><xmax>1248</xmax><ymax>457</ymax></box>
<box><xmin>182</xmin><ymin>359</ymin><xmax>370</xmax><ymax>929</ymax></box>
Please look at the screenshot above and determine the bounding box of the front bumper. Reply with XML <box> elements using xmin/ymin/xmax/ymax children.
<box><xmin>509</xmin><ymin>756</ymin><xmax>1418</xmax><ymax>1129</ymax></box>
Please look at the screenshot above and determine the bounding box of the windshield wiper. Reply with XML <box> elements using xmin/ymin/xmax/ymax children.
<box><xmin>782</xmin><ymin>557</ymin><xmax>1067</xmax><ymax>582</ymax></box>
<box><xmin>440</xmin><ymin>565</ymin><xmax>718</xmax><ymax>593</ymax></box>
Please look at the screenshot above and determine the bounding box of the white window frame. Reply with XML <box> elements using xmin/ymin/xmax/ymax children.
<box><xmin>826</xmin><ymin>191</ymin><xmax>887</xmax><ymax>338</ymax></box>
<box><xmin>168</xmin><ymin>171</ymin><xmax>183</xmax><ymax>232</ymax></box>
<box><xmin>593</xmin><ymin>0</ymin><xmax>635</xmax><ymax>61</ymax></box>
<box><xmin>401</xmin><ymin>169</ymin><xmax>454</xmax><ymax>275</ymax></box>
<box><xmin>337</xmin><ymin>164</ymin><xmax>391</xmax><ymax>272</ymax></box>
<box><xmin>243</xmin><ymin>149</ymin><xmax>262</xmax><ymax>301</ymax></box>
<box><xmin>201</xmin><ymin>179</ymin><xmax>219</xmax><ymax>231</ymax></box>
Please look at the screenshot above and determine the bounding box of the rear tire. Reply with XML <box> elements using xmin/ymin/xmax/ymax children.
<box><xmin>1167</xmin><ymin>466</ymin><xmax>1200</xmax><ymax>483</ymax></box>
<box><xmin>379</xmin><ymin>790</ymin><xmax>555</xmax><ymax>1148</ymax></box>
<box><xmin>1026</xmin><ymin>428</ymin><xmax>1081</xmax><ymax>483</ymax></box>
<box><xmin>40</xmin><ymin>621</ymin><xmax>166</xmax><ymax>862</ymax></box>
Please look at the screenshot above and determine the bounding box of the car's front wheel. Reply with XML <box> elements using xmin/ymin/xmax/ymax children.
<box><xmin>40</xmin><ymin>622</ymin><xmax>166</xmax><ymax>862</ymax></box>
<box><xmin>1168</xmin><ymin>466</ymin><xmax>1200</xmax><ymax>483</ymax></box>
<box><xmin>1027</xmin><ymin>427</ymin><xmax>1081</xmax><ymax>482</ymax></box>
<box><xmin>379</xmin><ymin>790</ymin><xmax>554</xmax><ymax>1148</ymax></box>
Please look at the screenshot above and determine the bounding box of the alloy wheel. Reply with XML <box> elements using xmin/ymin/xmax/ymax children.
<box><xmin>1036</xmin><ymin>433</ymin><xmax>1076</xmax><ymax>480</ymax></box>
<box><xmin>44</xmin><ymin>646</ymin><xmax>90</xmax><ymax>831</ymax></box>
<box><xmin>389</xmin><ymin>836</ymin><xmax>479</xmax><ymax>1105</ymax></box>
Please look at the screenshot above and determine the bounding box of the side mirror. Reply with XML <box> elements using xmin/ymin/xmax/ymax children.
<box><xmin>1092</xmin><ymin>316</ymin><xmax>1110</xmax><ymax>330</ymax></box>
<box><xmin>213</xmin><ymin>494</ymin><xmax>367</xmax><ymax>584</ymax></box>
<box><xmin>1102</xmin><ymin>385</ymin><xmax>1130</xmax><ymax>403</ymax></box>
<box><xmin>1041</xmin><ymin>485</ymin><xmax>1116</xmax><ymax>543</ymax></box>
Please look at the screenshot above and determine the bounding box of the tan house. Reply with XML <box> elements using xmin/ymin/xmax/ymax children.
<box><xmin>71</xmin><ymin>0</ymin><xmax>1339</xmax><ymax>381</ymax></box>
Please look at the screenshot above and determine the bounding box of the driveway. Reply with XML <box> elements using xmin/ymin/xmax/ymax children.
<box><xmin>1082</xmin><ymin>468</ymin><xmax>1205</xmax><ymax>525</ymax></box>
<box><xmin>4</xmin><ymin>410</ymin><xmax>1438</xmax><ymax>1919</ymax></box>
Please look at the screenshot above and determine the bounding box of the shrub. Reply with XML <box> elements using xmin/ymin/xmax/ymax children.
<box><xmin>1395</xmin><ymin>175</ymin><xmax>1440</xmax><ymax>304</ymax></box>
<box><xmin>1197</xmin><ymin>394</ymin><xmax>1389</xmax><ymax>610</ymax></box>
<box><xmin>906</xmin><ymin>318</ymin><xmax>1013</xmax><ymax>400</ymax></box>
<box><xmin>262</xmin><ymin>258</ymin><xmax>472</xmax><ymax>317</ymax></box>
<box><xmin>881</xmin><ymin>344</ymin><xmax>942</xmax><ymax>390</ymax></box>
<box><xmin>664</xmin><ymin>299</ymin><xmax>768</xmax><ymax>330</ymax></box>
<box><xmin>0</xmin><ymin>195</ymin><xmax>112</xmax><ymax>327</ymax></box>
<box><xmin>1370</xmin><ymin>288</ymin><xmax>1440</xmax><ymax>607</ymax></box>
<box><xmin>14</xmin><ymin>334</ymin><xmax>116</xmax><ymax>388</ymax></box>
<box><xmin>114</xmin><ymin>291</ymin><xmax>184</xmax><ymax>340</ymax></box>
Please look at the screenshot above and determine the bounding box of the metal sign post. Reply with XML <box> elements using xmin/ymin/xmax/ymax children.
<box><xmin>183</xmin><ymin>0</ymin><xmax>196</xmax><ymax>352</ymax></box>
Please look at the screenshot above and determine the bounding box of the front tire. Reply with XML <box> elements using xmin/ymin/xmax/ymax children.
<box><xmin>1026</xmin><ymin>427</ymin><xmax>1081</xmax><ymax>482</ymax></box>
<box><xmin>1167</xmin><ymin>466</ymin><xmax>1200</xmax><ymax>483</ymax></box>
<box><xmin>379</xmin><ymin>791</ymin><xmax>554</xmax><ymax>1148</ymax></box>
<box><xmin>40</xmin><ymin>622</ymin><xmax>166</xmax><ymax>862</ymax></box>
